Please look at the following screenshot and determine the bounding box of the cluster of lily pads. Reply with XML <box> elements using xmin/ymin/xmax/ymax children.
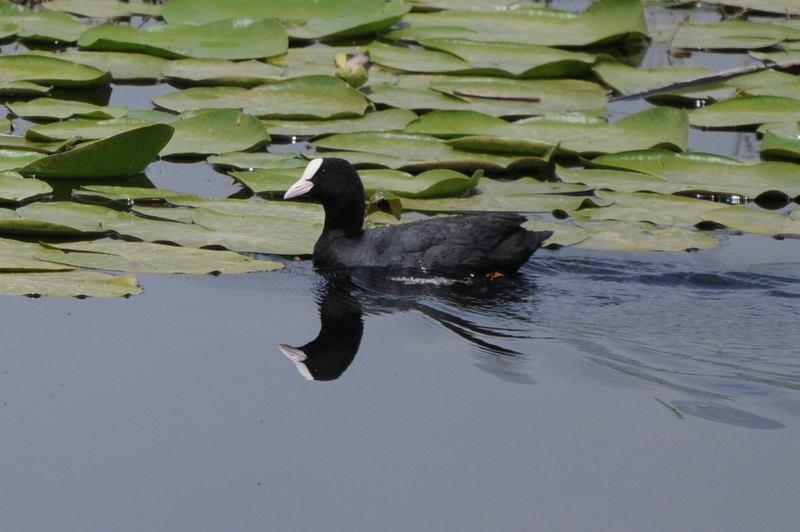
<box><xmin>0</xmin><ymin>0</ymin><xmax>798</xmax><ymax>297</ymax></box>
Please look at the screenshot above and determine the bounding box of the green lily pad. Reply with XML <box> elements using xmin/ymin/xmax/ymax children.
<box><xmin>207</xmin><ymin>152</ymin><xmax>305</xmax><ymax>170</ymax></box>
<box><xmin>25</xmin><ymin>117</ymin><xmax>154</xmax><ymax>142</ymax></box>
<box><xmin>0</xmin><ymin>135</ymin><xmax>74</xmax><ymax>154</ymax></box>
<box><xmin>7</xmin><ymin>98</ymin><xmax>127</xmax><ymax>120</ymax></box>
<box><xmin>270</xmin><ymin>45</ymin><xmax>363</xmax><ymax>79</ymax></box>
<box><xmin>703</xmin><ymin>0</ymin><xmax>800</xmax><ymax>15</ymax></box>
<box><xmin>163</xmin><ymin>0</ymin><xmax>410</xmax><ymax>40</ymax></box>
<box><xmin>19</xmin><ymin>124</ymin><xmax>174</xmax><ymax>179</ymax></box>
<box><xmin>556</xmin><ymin>165</ymin><xmax>673</xmax><ymax>194</ymax></box>
<box><xmin>522</xmin><ymin>219</ymin><xmax>589</xmax><ymax>248</ymax></box>
<box><xmin>574</xmin><ymin>219</ymin><xmax>718</xmax><ymax>252</ymax></box>
<box><xmin>386</xmin><ymin>0</ymin><xmax>647</xmax><ymax>47</ymax></box>
<box><xmin>43</xmin><ymin>0</ymin><xmax>162</xmax><ymax>18</ymax></box>
<box><xmin>672</xmin><ymin>20</ymin><xmax>800</xmax><ymax>50</ymax></box>
<box><xmin>161</xmin><ymin>59</ymin><xmax>283</xmax><ymax>86</ymax></box>
<box><xmin>0</xmin><ymin>151</ymin><xmax>46</xmax><ymax>172</ymax></box>
<box><xmin>0</xmin><ymin>81</ymin><xmax>52</xmax><ymax>96</ymax></box>
<box><xmin>0</xmin><ymin>54</ymin><xmax>108</xmax><ymax>87</ymax></box>
<box><xmin>406</xmin><ymin>107</ymin><xmax>688</xmax><ymax>156</ymax></box>
<box><xmin>588</xmin><ymin>150</ymin><xmax>800</xmax><ymax>201</ymax></box>
<box><xmin>408</xmin><ymin>0</ymin><xmax>521</xmax><ymax>11</ymax></box>
<box><xmin>44</xmin><ymin>240</ymin><xmax>284</xmax><ymax>274</ymax></box>
<box><xmin>262</xmin><ymin>109</ymin><xmax>418</xmax><ymax>138</ymax></box>
<box><xmin>78</xmin><ymin>18</ymin><xmax>288</xmax><ymax>60</ymax></box>
<box><xmin>0</xmin><ymin>10</ymin><xmax>87</xmax><ymax>43</ymax></box>
<box><xmin>232</xmin><ymin>166</ymin><xmax>481</xmax><ymax>198</ymax></box>
<box><xmin>689</xmin><ymin>96</ymin><xmax>800</xmax><ymax>129</ymax></box>
<box><xmin>400</xmin><ymin>194</ymin><xmax>596</xmax><ymax>214</ymax></box>
<box><xmin>0</xmin><ymin>172</ymin><xmax>52</xmax><ymax>202</ymax></box>
<box><xmin>592</xmin><ymin>59</ymin><xmax>711</xmax><ymax>96</ymax></box>
<box><xmin>579</xmin><ymin>191</ymin><xmax>730</xmax><ymax>226</ymax></box>
<box><xmin>30</xmin><ymin>51</ymin><xmax>167</xmax><ymax>81</ymax></box>
<box><xmin>154</xmin><ymin>75</ymin><xmax>368</xmax><ymax>119</ymax></box>
<box><xmin>314</xmin><ymin>132</ymin><xmax>556</xmax><ymax>171</ymax></box>
<box><xmin>368</xmin><ymin>40</ymin><xmax>595</xmax><ymax>78</ymax></box>
<box><xmin>759</xmin><ymin>122</ymin><xmax>800</xmax><ymax>161</ymax></box>
<box><xmin>700</xmin><ymin>205</ymin><xmax>800</xmax><ymax>237</ymax></box>
<box><xmin>0</xmin><ymin>270</ymin><xmax>140</xmax><ymax>298</ymax></box>
<box><xmin>160</xmin><ymin>110</ymin><xmax>268</xmax><ymax>158</ymax></box>
<box><xmin>0</xmin><ymin>119</ymin><xmax>8</xmax><ymax>134</ymax></box>
<box><xmin>479</xmin><ymin>177</ymin><xmax>590</xmax><ymax>196</ymax></box>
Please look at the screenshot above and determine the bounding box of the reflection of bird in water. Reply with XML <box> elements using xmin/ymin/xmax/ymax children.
<box><xmin>280</xmin><ymin>279</ymin><xmax>363</xmax><ymax>381</ymax></box>
<box><xmin>280</xmin><ymin>270</ymin><xmax>542</xmax><ymax>382</ymax></box>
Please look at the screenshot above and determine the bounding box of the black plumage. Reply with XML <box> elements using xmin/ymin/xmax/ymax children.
<box><xmin>284</xmin><ymin>158</ymin><xmax>551</xmax><ymax>277</ymax></box>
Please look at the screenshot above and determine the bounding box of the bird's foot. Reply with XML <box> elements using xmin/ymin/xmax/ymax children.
<box><xmin>486</xmin><ymin>271</ymin><xmax>504</xmax><ymax>281</ymax></box>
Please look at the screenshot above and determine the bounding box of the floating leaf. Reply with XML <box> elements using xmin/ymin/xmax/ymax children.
<box><xmin>0</xmin><ymin>119</ymin><xmax>8</xmax><ymax>134</ymax></box>
<box><xmin>0</xmin><ymin>134</ymin><xmax>75</xmax><ymax>154</ymax></box>
<box><xmin>672</xmin><ymin>20</ymin><xmax>800</xmax><ymax>50</ymax></box>
<box><xmin>386</xmin><ymin>0</ymin><xmax>647</xmax><ymax>47</ymax></box>
<box><xmin>0</xmin><ymin>151</ymin><xmax>46</xmax><ymax>172</ymax></box>
<box><xmin>207</xmin><ymin>152</ymin><xmax>305</xmax><ymax>170</ymax></box>
<box><xmin>262</xmin><ymin>109</ymin><xmax>418</xmax><ymax>138</ymax></box>
<box><xmin>0</xmin><ymin>10</ymin><xmax>87</xmax><ymax>43</ymax></box>
<box><xmin>7</xmin><ymin>98</ymin><xmax>126</xmax><ymax>120</ymax></box>
<box><xmin>160</xmin><ymin>110</ymin><xmax>268</xmax><ymax>157</ymax></box>
<box><xmin>231</xmin><ymin>166</ymin><xmax>481</xmax><ymax>198</ymax></box>
<box><xmin>522</xmin><ymin>219</ymin><xmax>588</xmax><ymax>247</ymax></box>
<box><xmin>44</xmin><ymin>240</ymin><xmax>284</xmax><ymax>274</ymax></box>
<box><xmin>400</xmin><ymin>194</ymin><xmax>594</xmax><ymax>214</ymax></box>
<box><xmin>700</xmin><ymin>205</ymin><xmax>800</xmax><ymax>237</ymax></box>
<box><xmin>592</xmin><ymin>59</ymin><xmax>711</xmax><ymax>96</ymax></box>
<box><xmin>0</xmin><ymin>270</ymin><xmax>140</xmax><ymax>298</ymax></box>
<box><xmin>0</xmin><ymin>172</ymin><xmax>52</xmax><ymax>202</ymax></box>
<box><xmin>78</xmin><ymin>18</ymin><xmax>288</xmax><ymax>60</ymax></box>
<box><xmin>20</xmin><ymin>124</ymin><xmax>174</xmax><ymax>179</ymax></box>
<box><xmin>406</xmin><ymin>107</ymin><xmax>688</xmax><ymax>155</ymax></box>
<box><xmin>703</xmin><ymin>0</ymin><xmax>800</xmax><ymax>15</ymax></box>
<box><xmin>25</xmin><ymin>117</ymin><xmax>153</xmax><ymax>142</ymax></box>
<box><xmin>154</xmin><ymin>75</ymin><xmax>368</xmax><ymax>119</ymax></box>
<box><xmin>579</xmin><ymin>191</ymin><xmax>730</xmax><ymax>226</ymax></box>
<box><xmin>43</xmin><ymin>0</ymin><xmax>162</xmax><ymax>18</ymax></box>
<box><xmin>30</xmin><ymin>50</ymin><xmax>167</xmax><ymax>81</ymax></box>
<box><xmin>0</xmin><ymin>81</ymin><xmax>51</xmax><ymax>96</ymax></box>
<box><xmin>162</xmin><ymin>0</ymin><xmax>410</xmax><ymax>40</ymax></box>
<box><xmin>574</xmin><ymin>219</ymin><xmax>718</xmax><ymax>251</ymax></box>
<box><xmin>368</xmin><ymin>40</ymin><xmax>595</xmax><ymax>78</ymax></box>
<box><xmin>272</xmin><ymin>45</ymin><xmax>363</xmax><ymax>79</ymax></box>
<box><xmin>759</xmin><ymin>122</ymin><xmax>800</xmax><ymax>161</ymax></box>
<box><xmin>556</xmin><ymin>165</ymin><xmax>673</xmax><ymax>194</ymax></box>
<box><xmin>314</xmin><ymin>132</ymin><xmax>556</xmax><ymax>171</ymax></box>
<box><xmin>689</xmin><ymin>96</ymin><xmax>800</xmax><ymax>129</ymax></box>
<box><xmin>161</xmin><ymin>59</ymin><xmax>283</xmax><ymax>86</ymax></box>
<box><xmin>588</xmin><ymin>150</ymin><xmax>800</xmax><ymax>201</ymax></box>
<box><xmin>0</xmin><ymin>54</ymin><xmax>108</xmax><ymax>87</ymax></box>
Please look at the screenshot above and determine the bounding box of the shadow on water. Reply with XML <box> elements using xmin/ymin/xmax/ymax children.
<box><xmin>278</xmin><ymin>269</ymin><xmax>545</xmax><ymax>384</ymax></box>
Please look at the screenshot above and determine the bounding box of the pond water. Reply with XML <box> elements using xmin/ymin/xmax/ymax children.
<box><xmin>1</xmin><ymin>2</ymin><xmax>800</xmax><ymax>531</ymax></box>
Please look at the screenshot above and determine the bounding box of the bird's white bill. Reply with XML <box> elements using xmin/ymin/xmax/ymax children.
<box><xmin>279</xmin><ymin>344</ymin><xmax>314</xmax><ymax>381</ymax></box>
<box><xmin>283</xmin><ymin>157</ymin><xmax>323</xmax><ymax>199</ymax></box>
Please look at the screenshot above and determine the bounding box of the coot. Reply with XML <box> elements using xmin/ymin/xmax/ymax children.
<box><xmin>284</xmin><ymin>158</ymin><xmax>552</xmax><ymax>277</ymax></box>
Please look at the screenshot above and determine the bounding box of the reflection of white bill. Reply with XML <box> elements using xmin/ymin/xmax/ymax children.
<box><xmin>279</xmin><ymin>344</ymin><xmax>314</xmax><ymax>381</ymax></box>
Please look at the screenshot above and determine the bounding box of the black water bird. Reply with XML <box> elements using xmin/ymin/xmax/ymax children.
<box><xmin>284</xmin><ymin>158</ymin><xmax>552</xmax><ymax>277</ymax></box>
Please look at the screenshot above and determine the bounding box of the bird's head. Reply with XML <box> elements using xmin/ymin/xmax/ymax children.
<box><xmin>283</xmin><ymin>157</ymin><xmax>363</xmax><ymax>203</ymax></box>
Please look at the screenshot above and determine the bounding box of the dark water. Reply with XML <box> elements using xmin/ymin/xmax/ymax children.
<box><xmin>2</xmin><ymin>3</ymin><xmax>800</xmax><ymax>531</ymax></box>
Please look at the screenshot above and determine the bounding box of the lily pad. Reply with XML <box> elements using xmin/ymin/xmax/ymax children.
<box><xmin>592</xmin><ymin>59</ymin><xmax>711</xmax><ymax>96</ymax></box>
<box><xmin>43</xmin><ymin>0</ymin><xmax>162</xmax><ymax>18</ymax></box>
<box><xmin>314</xmin><ymin>132</ymin><xmax>556</xmax><ymax>171</ymax></box>
<box><xmin>759</xmin><ymin>122</ymin><xmax>800</xmax><ymax>161</ymax></box>
<box><xmin>154</xmin><ymin>75</ymin><xmax>369</xmax><ymax>119</ymax></box>
<box><xmin>400</xmin><ymin>194</ymin><xmax>595</xmax><ymax>214</ymax></box>
<box><xmin>30</xmin><ymin>50</ymin><xmax>167</xmax><ymax>81</ymax></box>
<box><xmin>270</xmin><ymin>46</ymin><xmax>363</xmax><ymax>79</ymax></box>
<box><xmin>162</xmin><ymin>0</ymin><xmax>411</xmax><ymax>40</ymax></box>
<box><xmin>25</xmin><ymin>117</ymin><xmax>153</xmax><ymax>142</ymax></box>
<box><xmin>579</xmin><ymin>191</ymin><xmax>730</xmax><ymax>226</ymax></box>
<box><xmin>0</xmin><ymin>54</ymin><xmax>108</xmax><ymax>87</ymax></box>
<box><xmin>385</xmin><ymin>0</ymin><xmax>648</xmax><ymax>47</ymax></box>
<box><xmin>522</xmin><ymin>219</ymin><xmax>589</xmax><ymax>248</ymax></box>
<box><xmin>78</xmin><ymin>18</ymin><xmax>288</xmax><ymax>60</ymax></box>
<box><xmin>44</xmin><ymin>240</ymin><xmax>284</xmax><ymax>274</ymax></box>
<box><xmin>406</xmin><ymin>107</ymin><xmax>688</xmax><ymax>156</ymax></box>
<box><xmin>0</xmin><ymin>270</ymin><xmax>140</xmax><ymax>298</ymax></box>
<box><xmin>19</xmin><ymin>124</ymin><xmax>174</xmax><ymax>179</ymax></box>
<box><xmin>0</xmin><ymin>81</ymin><xmax>52</xmax><ymax>96</ymax></box>
<box><xmin>207</xmin><ymin>152</ymin><xmax>305</xmax><ymax>171</ymax></box>
<box><xmin>574</xmin><ymin>219</ymin><xmax>718</xmax><ymax>251</ymax></box>
<box><xmin>262</xmin><ymin>109</ymin><xmax>418</xmax><ymax>138</ymax></box>
<box><xmin>160</xmin><ymin>110</ymin><xmax>268</xmax><ymax>158</ymax></box>
<box><xmin>672</xmin><ymin>20</ymin><xmax>800</xmax><ymax>50</ymax></box>
<box><xmin>0</xmin><ymin>151</ymin><xmax>46</xmax><ymax>172</ymax></box>
<box><xmin>700</xmin><ymin>205</ymin><xmax>800</xmax><ymax>237</ymax></box>
<box><xmin>368</xmin><ymin>40</ymin><xmax>595</xmax><ymax>78</ymax></box>
<box><xmin>7</xmin><ymin>98</ymin><xmax>127</xmax><ymax>120</ymax></box>
<box><xmin>0</xmin><ymin>172</ymin><xmax>52</xmax><ymax>202</ymax></box>
<box><xmin>162</xmin><ymin>59</ymin><xmax>283</xmax><ymax>86</ymax></box>
<box><xmin>588</xmin><ymin>150</ymin><xmax>800</xmax><ymax>201</ymax></box>
<box><xmin>0</xmin><ymin>119</ymin><xmax>8</xmax><ymax>134</ymax></box>
<box><xmin>0</xmin><ymin>135</ymin><xmax>74</xmax><ymax>154</ymax></box>
<box><xmin>702</xmin><ymin>0</ymin><xmax>800</xmax><ymax>15</ymax></box>
<box><xmin>689</xmin><ymin>96</ymin><xmax>800</xmax><ymax>129</ymax></box>
<box><xmin>0</xmin><ymin>10</ymin><xmax>87</xmax><ymax>43</ymax></box>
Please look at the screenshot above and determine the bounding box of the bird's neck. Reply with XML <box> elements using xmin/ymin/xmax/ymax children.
<box><xmin>322</xmin><ymin>198</ymin><xmax>365</xmax><ymax>237</ymax></box>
